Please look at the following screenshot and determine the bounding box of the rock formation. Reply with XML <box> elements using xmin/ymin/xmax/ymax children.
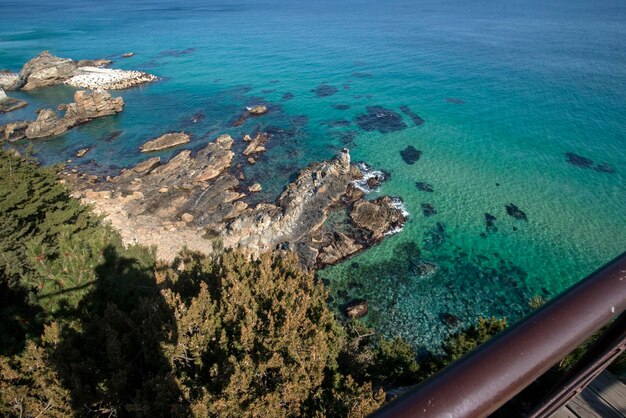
<box><xmin>0</xmin><ymin>88</ymin><xmax>28</xmax><ymax>113</ymax></box>
<box><xmin>140</xmin><ymin>132</ymin><xmax>191</xmax><ymax>152</ymax></box>
<box><xmin>68</xmin><ymin>142</ymin><xmax>407</xmax><ymax>268</ymax></box>
<box><xmin>2</xmin><ymin>90</ymin><xmax>124</xmax><ymax>140</ymax></box>
<box><xmin>6</xmin><ymin>51</ymin><xmax>155</xmax><ymax>91</ymax></box>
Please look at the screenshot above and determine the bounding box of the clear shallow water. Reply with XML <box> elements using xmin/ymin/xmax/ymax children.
<box><xmin>2</xmin><ymin>0</ymin><xmax>625</xmax><ymax>351</ymax></box>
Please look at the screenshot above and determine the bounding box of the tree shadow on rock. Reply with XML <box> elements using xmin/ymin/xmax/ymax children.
<box><xmin>48</xmin><ymin>245</ymin><xmax>191</xmax><ymax>417</ymax></box>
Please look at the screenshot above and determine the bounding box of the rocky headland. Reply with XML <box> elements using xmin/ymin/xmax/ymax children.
<box><xmin>65</xmin><ymin>138</ymin><xmax>407</xmax><ymax>268</ymax></box>
<box><xmin>1</xmin><ymin>90</ymin><xmax>123</xmax><ymax>141</ymax></box>
<box><xmin>2</xmin><ymin>51</ymin><xmax>156</xmax><ymax>91</ymax></box>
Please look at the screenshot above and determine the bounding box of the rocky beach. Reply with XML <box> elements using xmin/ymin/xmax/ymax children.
<box><xmin>1</xmin><ymin>52</ymin><xmax>407</xmax><ymax>268</ymax></box>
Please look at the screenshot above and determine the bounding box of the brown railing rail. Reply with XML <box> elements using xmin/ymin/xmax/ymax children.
<box><xmin>371</xmin><ymin>251</ymin><xmax>626</xmax><ymax>418</ymax></box>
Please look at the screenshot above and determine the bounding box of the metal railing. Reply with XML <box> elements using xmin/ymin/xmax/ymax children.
<box><xmin>371</xmin><ymin>252</ymin><xmax>626</xmax><ymax>418</ymax></box>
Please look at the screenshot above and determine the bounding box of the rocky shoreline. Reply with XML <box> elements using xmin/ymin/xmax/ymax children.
<box><xmin>1</xmin><ymin>50</ymin><xmax>408</xmax><ymax>269</ymax></box>
<box><xmin>1</xmin><ymin>89</ymin><xmax>123</xmax><ymax>141</ymax></box>
<box><xmin>64</xmin><ymin>140</ymin><xmax>407</xmax><ymax>269</ymax></box>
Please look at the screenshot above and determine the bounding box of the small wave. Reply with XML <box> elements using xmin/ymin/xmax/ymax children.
<box><xmin>385</xmin><ymin>196</ymin><xmax>409</xmax><ymax>236</ymax></box>
<box><xmin>352</xmin><ymin>162</ymin><xmax>387</xmax><ymax>193</ymax></box>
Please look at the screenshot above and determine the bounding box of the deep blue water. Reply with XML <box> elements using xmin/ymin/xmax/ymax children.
<box><xmin>2</xmin><ymin>0</ymin><xmax>625</xmax><ymax>350</ymax></box>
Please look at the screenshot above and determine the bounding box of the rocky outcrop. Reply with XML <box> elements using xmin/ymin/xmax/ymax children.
<box><xmin>344</xmin><ymin>299</ymin><xmax>368</xmax><ymax>319</ymax></box>
<box><xmin>0</xmin><ymin>121</ymin><xmax>29</xmax><ymax>142</ymax></box>
<box><xmin>0</xmin><ymin>88</ymin><xmax>28</xmax><ymax>113</ymax></box>
<box><xmin>63</xmin><ymin>90</ymin><xmax>124</xmax><ymax>123</ymax></box>
<box><xmin>243</xmin><ymin>132</ymin><xmax>269</xmax><ymax>156</ymax></box>
<box><xmin>68</xmin><ymin>143</ymin><xmax>407</xmax><ymax>268</ymax></box>
<box><xmin>140</xmin><ymin>132</ymin><xmax>190</xmax><ymax>152</ymax></box>
<box><xmin>7</xmin><ymin>51</ymin><xmax>155</xmax><ymax>91</ymax></box>
<box><xmin>25</xmin><ymin>108</ymin><xmax>72</xmax><ymax>139</ymax></box>
<box><xmin>2</xmin><ymin>90</ymin><xmax>124</xmax><ymax>140</ymax></box>
<box><xmin>350</xmin><ymin>196</ymin><xmax>407</xmax><ymax>240</ymax></box>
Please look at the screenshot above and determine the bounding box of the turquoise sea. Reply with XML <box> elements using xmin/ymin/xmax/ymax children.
<box><xmin>2</xmin><ymin>0</ymin><xmax>625</xmax><ymax>351</ymax></box>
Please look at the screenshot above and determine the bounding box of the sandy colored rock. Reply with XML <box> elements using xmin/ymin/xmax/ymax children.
<box><xmin>350</xmin><ymin>196</ymin><xmax>407</xmax><ymax>240</ymax></box>
<box><xmin>248</xmin><ymin>183</ymin><xmax>262</xmax><ymax>192</ymax></box>
<box><xmin>64</xmin><ymin>90</ymin><xmax>124</xmax><ymax>123</ymax></box>
<box><xmin>76</xmin><ymin>148</ymin><xmax>90</xmax><ymax>158</ymax></box>
<box><xmin>140</xmin><ymin>132</ymin><xmax>190</xmax><ymax>152</ymax></box>
<box><xmin>181</xmin><ymin>213</ymin><xmax>194</xmax><ymax>223</ymax></box>
<box><xmin>122</xmin><ymin>52</ymin><xmax>135</xmax><ymax>58</ymax></box>
<box><xmin>25</xmin><ymin>109</ymin><xmax>71</xmax><ymax>139</ymax></box>
<box><xmin>248</xmin><ymin>105</ymin><xmax>268</xmax><ymax>115</ymax></box>
<box><xmin>1</xmin><ymin>121</ymin><xmax>29</xmax><ymax>142</ymax></box>
<box><xmin>243</xmin><ymin>132</ymin><xmax>269</xmax><ymax>156</ymax></box>
<box><xmin>133</xmin><ymin>157</ymin><xmax>161</xmax><ymax>174</ymax></box>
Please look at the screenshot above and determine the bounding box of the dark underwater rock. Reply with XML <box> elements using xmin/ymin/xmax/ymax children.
<box><xmin>400</xmin><ymin>146</ymin><xmax>421</xmax><ymax>164</ymax></box>
<box><xmin>565</xmin><ymin>152</ymin><xmax>594</xmax><ymax>168</ymax></box>
<box><xmin>191</xmin><ymin>111</ymin><xmax>205</xmax><ymax>123</ymax></box>
<box><xmin>102</xmin><ymin>130</ymin><xmax>123</xmax><ymax>142</ymax></box>
<box><xmin>282</xmin><ymin>92</ymin><xmax>294</xmax><ymax>101</ymax></box>
<box><xmin>399</xmin><ymin>105</ymin><xmax>425</xmax><ymax>126</ymax></box>
<box><xmin>565</xmin><ymin>152</ymin><xmax>614</xmax><ymax>173</ymax></box>
<box><xmin>159</xmin><ymin>48</ymin><xmax>196</xmax><ymax>57</ymax></box>
<box><xmin>323</xmin><ymin>119</ymin><xmax>351</xmax><ymax>127</ymax></box>
<box><xmin>292</xmin><ymin>115</ymin><xmax>309</xmax><ymax>127</ymax></box>
<box><xmin>311</xmin><ymin>84</ymin><xmax>338</xmax><ymax>97</ymax></box>
<box><xmin>440</xmin><ymin>312</ymin><xmax>460</xmax><ymax>327</ymax></box>
<box><xmin>332</xmin><ymin>104</ymin><xmax>351</xmax><ymax>110</ymax></box>
<box><xmin>355</xmin><ymin>106</ymin><xmax>407</xmax><ymax>133</ymax></box>
<box><xmin>424</xmin><ymin>222</ymin><xmax>447</xmax><ymax>249</ymax></box>
<box><xmin>593</xmin><ymin>162</ymin><xmax>614</xmax><ymax>173</ymax></box>
<box><xmin>505</xmin><ymin>204</ymin><xmax>527</xmax><ymax>221</ymax></box>
<box><xmin>485</xmin><ymin>213</ymin><xmax>498</xmax><ymax>233</ymax></box>
<box><xmin>415</xmin><ymin>181</ymin><xmax>434</xmax><ymax>192</ymax></box>
<box><xmin>421</xmin><ymin>203</ymin><xmax>437</xmax><ymax>217</ymax></box>
<box><xmin>352</xmin><ymin>72</ymin><xmax>372</xmax><ymax>78</ymax></box>
<box><xmin>445</xmin><ymin>97</ymin><xmax>465</xmax><ymax>104</ymax></box>
<box><xmin>344</xmin><ymin>299</ymin><xmax>368</xmax><ymax>319</ymax></box>
<box><xmin>412</xmin><ymin>260</ymin><xmax>438</xmax><ymax>277</ymax></box>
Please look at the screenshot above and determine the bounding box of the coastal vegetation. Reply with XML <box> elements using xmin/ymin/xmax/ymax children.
<box><xmin>0</xmin><ymin>148</ymin><xmax>510</xmax><ymax>417</ymax></box>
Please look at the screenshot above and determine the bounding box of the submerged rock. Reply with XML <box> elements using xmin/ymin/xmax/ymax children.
<box><xmin>332</xmin><ymin>104</ymin><xmax>351</xmax><ymax>110</ymax></box>
<box><xmin>344</xmin><ymin>299</ymin><xmax>368</xmax><ymax>319</ymax></box>
<box><xmin>311</xmin><ymin>84</ymin><xmax>338</xmax><ymax>97</ymax></box>
<box><xmin>355</xmin><ymin>106</ymin><xmax>407</xmax><ymax>133</ymax></box>
<box><xmin>282</xmin><ymin>92</ymin><xmax>294</xmax><ymax>101</ymax></box>
<box><xmin>140</xmin><ymin>132</ymin><xmax>190</xmax><ymax>152</ymax></box>
<box><xmin>415</xmin><ymin>181</ymin><xmax>434</xmax><ymax>192</ymax></box>
<box><xmin>505</xmin><ymin>203</ymin><xmax>528</xmax><ymax>221</ymax></box>
<box><xmin>565</xmin><ymin>152</ymin><xmax>593</xmax><ymax>168</ymax></box>
<box><xmin>412</xmin><ymin>260</ymin><xmax>439</xmax><ymax>277</ymax></box>
<box><xmin>445</xmin><ymin>98</ymin><xmax>465</xmax><ymax>104</ymax></box>
<box><xmin>76</xmin><ymin>148</ymin><xmax>90</xmax><ymax>158</ymax></box>
<box><xmin>399</xmin><ymin>105</ymin><xmax>425</xmax><ymax>126</ymax></box>
<box><xmin>421</xmin><ymin>203</ymin><xmax>437</xmax><ymax>217</ymax></box>
<box><xmin>440</xmin><ymin>312</ymin><xmax>460</xmax><ymax>327</ymax></box>
<box><xmin>565</xmin><ymin>152</ymin><xmax>614</xmax><ymax>174</ymax></box>
<box><xmin>400</xmin><ymin>146</ymin><xmax>422</xmax><ymax>164</ymax></box>
<box><xmin>485</xmin><ymin>213</ymin><xmax>498</xmax><ymax>233</ymax></box>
